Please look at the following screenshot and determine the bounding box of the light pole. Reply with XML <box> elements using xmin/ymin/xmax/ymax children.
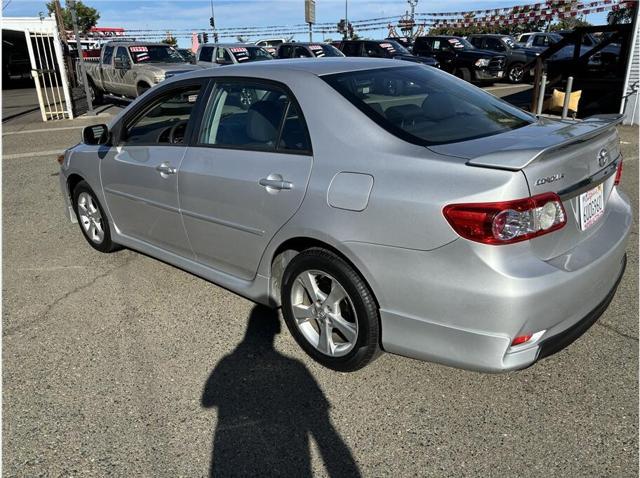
<box><xmin>345</xmin><ymin>0</ymin><xmax>349</xmax><ymax>39</ymax></box>
<box><xmin>67</xmin><ymin>0</ymin><xmax>94</xmax><ymax>115</ymax></box>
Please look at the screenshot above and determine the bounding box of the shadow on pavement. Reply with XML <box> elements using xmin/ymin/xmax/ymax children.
<box><xmin>201</xmin><ymin>305</ymin><xmax>361</xmax><ymax>477</ymax></box>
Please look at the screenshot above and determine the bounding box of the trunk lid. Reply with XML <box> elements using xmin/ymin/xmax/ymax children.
<box><xmin>429</xmin><ymin>115</ymin><xmax>623</xmax><ymax>260</ymax></box>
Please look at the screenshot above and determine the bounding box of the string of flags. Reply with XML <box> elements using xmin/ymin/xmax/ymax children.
<box><xmin>117</xmin><ymin>0</ymin><xmax>630</xmax><ymax>41</ymax></box>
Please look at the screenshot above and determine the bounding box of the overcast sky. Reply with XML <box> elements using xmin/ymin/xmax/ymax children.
<box><xmin>4</xmin><ymin>0</ymin><xmax>609</xmax><ymax>47</ymax></box>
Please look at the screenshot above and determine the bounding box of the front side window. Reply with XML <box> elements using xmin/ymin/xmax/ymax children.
<box><xmin>115</xmin><ymin>47</ymin><xmax>130</xmax><ymax>65</ymax></box>
<box><xmin>469</xmin><ymin>37</ymin><xmax>483</xmax><ymax>48</ymax></box>
<box><xmin>123</xmin><ymin>86</ymin><xmax>201</xmax><ymax>145</ymax></box>
<box><xmin>485</xmin><ymin>38</ymin><xmax>506</xmax><ymax>51</ymax></box>
<box><xmin>323</xmin><ymin>66</ymin><xmax>534</xmax><ymax>145</ymax></box>
<box><xmin>216</xmin><ymin>48</ymin><xmax>232</xmax><ymax>63</ymax></box>
<box><xmin>199</xmin><ymin>81</ymin><xmax>310</xmax><ymax>153</ymax></box>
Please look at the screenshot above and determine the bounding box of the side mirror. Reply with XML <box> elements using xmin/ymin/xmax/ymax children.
<box><xmin>114</xmin><ymin>57</ymin><xmax>129</xmax><ymax>69</ymax></box>
<box><xmin>82</xmin><ymin>124</ymin><xmax>109</xmax><ymax>145</ymax></box>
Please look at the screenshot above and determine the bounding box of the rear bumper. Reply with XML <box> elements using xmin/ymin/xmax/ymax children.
<box><xmin>346</xmin><ymin>188</ymin><xmax>631</xmax><ymax>372</ymax></box>
<box><xmin>537</xmin><ymin>253</ymin><xmax>626</xmax><ymax>361</ymax></box>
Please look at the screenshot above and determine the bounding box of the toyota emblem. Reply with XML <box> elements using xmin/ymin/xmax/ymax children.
<box><xmin>598</xmin><ymin>148</ymin><xmax>610</xmax><ymax>168</ymax></box>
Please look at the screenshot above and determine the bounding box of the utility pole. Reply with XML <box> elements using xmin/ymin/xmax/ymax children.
<box><xmin>305</xmin><ymin>0</ymin><xmax>315</xmax><ymax>42</ymax></box>
<box><xmin>345</xmin><ymin>0</ymin><xmax>349</xmax><ymax>39</ymax></box>
<box><xmin>210</xmin><ymin>0</ymin><xmax>218</xmax><ymax>43</ymax></box>
<box><xmin>67</xmin><ymin>0</ymin><xmax>94</xmax><ymax>115</ymax></box>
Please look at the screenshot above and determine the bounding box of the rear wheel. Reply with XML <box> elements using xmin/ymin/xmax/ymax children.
<box><xmin>89</xmin><ymin>80</ymin><xmax>103</xmax><ymax>105</ymax></box>
<box><xmin>281</xmin><ymin>248</ymin><xmax>380</xmax><ymax>372</ymax></box>
<box><xmin>507</xmin><ymin>62</ymin><xmax>525</xmax><ymax>83</ymax></box>
<box><xmin>72</xmin><ymin>181</ymin><xmax>120</xmax><ymax>253</ymax></box>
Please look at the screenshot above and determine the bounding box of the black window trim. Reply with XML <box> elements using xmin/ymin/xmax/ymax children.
<box><xmin>191</xmin><ymin>76</ymin><xmax>313</xmax><ymax>156</ymax></box>
<box><xmin>114</xmin><ymin>77</ymin><xmax>209</xmax><ymax>147</ymax></box>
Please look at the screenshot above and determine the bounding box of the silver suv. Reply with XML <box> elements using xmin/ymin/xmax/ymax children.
<box><xmin>60</xmin><ymin>59</ymin><xmax>631</xmax><ymax>372</ymax></box>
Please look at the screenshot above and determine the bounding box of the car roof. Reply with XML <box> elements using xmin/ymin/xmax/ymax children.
<box><xmin>175</xmin><ymin>57</ymin><xmax>413</xmax><ymax>79</ymax></box>
<box><xmin>103</xmin><ymin>41</ymin><xmax>168</xmax><ymax>47</ymax></box>
<box><xmin>280</xmin><ymin>42</ymin><xmax>332</xmax><ymax>46</ymax></box>
<box><xmin>201</xmin><ymin>43</ymin><xmax>263</xmax><ymax>48</ymax></box>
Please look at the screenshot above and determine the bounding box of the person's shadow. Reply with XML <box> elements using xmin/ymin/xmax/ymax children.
<box><xmin>201</xmin><ymin>305</ymin><xmax>361</xmax><ymax>478</ymax></box>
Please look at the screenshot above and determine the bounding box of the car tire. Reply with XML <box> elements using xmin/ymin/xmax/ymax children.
<box><xmin>89</xmin><ymin>80</ymin><xmax>103</xmax><ymax>105</ymax></box>
<box><xmin>281</xmin><ymin>248</ymin><xmax>381</xmax><ymax>372</ymax></box>
<box><xmin>72</xmin><ymin>180</ymin><xmax>120</xmax><ymax>253</ymax></box>
<box><xmin>454</xmin><ymin>67</ymin><xmax>472</xmax><ymax>82</ymax></box>
<box><xmin>507</xmin><ymin>62</ymin><xmax>525</xmax><ymax>84</ymax></box>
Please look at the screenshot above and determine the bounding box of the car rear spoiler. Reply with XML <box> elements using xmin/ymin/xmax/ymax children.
<box><xmin>465</xmin><ymin>114</ymin><xmax>623</xmax><ymax>171</ymax></box>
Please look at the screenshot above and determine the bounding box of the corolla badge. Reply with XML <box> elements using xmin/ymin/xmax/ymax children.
<box><xmin>535</xmin><ymin>173</ymin><xmax>564</xmax><ymax>186</ymax></box>
<box><xmin>597</xmin><ymin>147</ymin><xmax>610</xmax><ymax>168</ymax></box>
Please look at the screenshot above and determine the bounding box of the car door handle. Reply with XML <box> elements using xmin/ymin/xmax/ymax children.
<box><xmin>156</xmin><ymin>163</ymin><xmax>177</xmax><ymax>176</ymax></box>
<box><xmin>259</xmin><ymin>175</ymin><xmax>293</xmax><ymax>191</ymax></box>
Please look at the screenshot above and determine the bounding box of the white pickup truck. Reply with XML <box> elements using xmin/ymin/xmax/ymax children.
<box><xmin>85</xmin><ymin>41</ymin><xmax>205</xmax><ymax>103</ymax></box>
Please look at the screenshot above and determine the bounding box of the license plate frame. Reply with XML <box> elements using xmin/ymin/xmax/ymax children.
<box><xmin>579</xmin><ymin>183</ymin><xmax>605</xmax><ymax>231</ymax></box>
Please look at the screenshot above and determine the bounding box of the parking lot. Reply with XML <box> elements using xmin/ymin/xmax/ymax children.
<box><xmin>2</xmin><ymin>84</ymin><xmax>638</xmax><ymax>477</ymax></box>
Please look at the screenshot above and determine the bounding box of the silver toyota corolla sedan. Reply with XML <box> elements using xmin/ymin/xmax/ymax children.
<box><xmin>59</xmin><ymin>58</ymin><xmax>631</xmax><ymax>372</ymax></box>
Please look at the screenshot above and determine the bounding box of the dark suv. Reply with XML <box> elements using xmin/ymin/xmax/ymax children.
<box><xmin>466</xmin><ymin>34</ymin><xmax>539</xmax><ymax>83</ymax></box>
<box><xmin>276</xmin><ymin>42</ymin><xmax>344</xmax><ymax>59</ymax></box>
<box><xmin>413</xmin><ymin>36</ymin><xmax>505</xmax><ymax>83</ymax></box>
<box><xmin>334</xmin><ymin>39</ymin><xmax>439</xmax><ymax>67</ymax></box>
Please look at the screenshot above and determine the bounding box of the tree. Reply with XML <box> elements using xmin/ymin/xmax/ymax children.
<box><xmin>162</xmin><ymin>32</ymin><xmax>178</xmax><ymax>47</ymax></box>
<box><xmin>46</xmin><ymin>0</ymin><xmax>100</xmax><ymax>33</ymax></box>
<box><xmin>607</xmin><ymin>2</ymin><xmax>637</xmax><ymax>24</ymax></box>
<box><xmin>549</xmin><ymin>17</ymin><xmax>591</xmax><ymax>31</ymax></box>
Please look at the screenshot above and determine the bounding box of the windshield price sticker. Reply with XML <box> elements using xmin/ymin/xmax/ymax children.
<box><xmin>448</xmin><ymin>39</ymin><xmax>464</xmax><ymax>49</ymax></box>
<box><xmin>309</xmin><ymin>45</ymin><xmax>323</xmax><ymax>50</ymax></box>
<box><xmin>129</xmin><ymin>46</ymin><xmax>148</xmax><ymax>52</ymax></box>
<box><xmin>230</xmin><ymin>47</ymin><xmax>248</xmax><ymax>53</ymax></box>
<box><xmin>380</xmin><ymin>43</ymin><xmax>394</xmax><ymax>49</ymax></box>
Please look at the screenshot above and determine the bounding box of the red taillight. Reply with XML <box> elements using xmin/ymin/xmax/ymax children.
<box><xmin>511</xmin><ymin>334</ymin><xmax>533</xmax><ymax>346</ymax></box>
<box><xmin>614</xmin><ymin>160</ymin><xmax>623</xmax><ymax>186</ymax></box>
<box><xmin>443</xmin><ymin>192</ymin><xmax>566</xmax><ymax>245</ymax></box>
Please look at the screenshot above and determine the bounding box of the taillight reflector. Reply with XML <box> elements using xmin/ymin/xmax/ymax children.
<box><xmin>443</xmin><ymin>192</ymin><xmax>567</xmax><ymax>245</ymax></box>
<box><xmin>511</xmin><ymin>334</ymin><xmax>533</xmax><ymax>346</ymax></box>
<box><xmin>614</xmin><ymin>160</ymin><xmax>623</xmax><ymax>186</ymax></box>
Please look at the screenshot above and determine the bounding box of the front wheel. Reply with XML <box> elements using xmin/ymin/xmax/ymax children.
<box><xmin>281</xmin><ymin>248</ymin><xmax>380</xmax><ymax>372</ymax></box>
<box><xmin>72</xmin><ymin>180</ymin><xmax>120</xmax><ymax>253</ymax></box>
<box><xmin>507</xmin><ymin>62</ymin><xmax>525</xmax><ymax>83</ymax></box>
<box><xmin>454</xmin><ymin>67</ymin><xmax>471</xmax><ymax>82</ymax></box>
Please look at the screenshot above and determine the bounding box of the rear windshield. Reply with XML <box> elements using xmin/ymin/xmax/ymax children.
<box><xmin>229</xmin><ymin>46</ymin><xmax>272</xmax><ymax>62</ymax></box>
<box><xmin>322</xmin><ymin>65</ymin><xmax>534</xmax><ymax>145</ymax></box>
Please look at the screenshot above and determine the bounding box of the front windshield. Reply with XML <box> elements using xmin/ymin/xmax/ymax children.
<box><xmin>503</xmin><ymin>36</ymin><xmax>516</xmax><ymax>48</ymax></box>
<box><xmin>448</xmin><ymin>37</ymin><xmax>474</xmax><ymax>49</ymax></box>
<box><xmin>308</xmin><ymin>44</ymin><xmax>344</xmax><ymax>57</ymax></box>
<box><xmin>129</xmin><ymin>45</ymin><xmax>186</xmax><ymax>64</ymax></box>
<box><xmin>383</xmin><ymin>40</ymin><xmax>411</xmax><ymax>55</ymax></box>
<box><xmin>323</xmin><ymin>65</ymin><xmax>534</xmax><ymax>145</ymax></box>
<box><xmin>229</xmin><ymin>46</ymin><xmax>273</xmax><ymax>62</ymax></box>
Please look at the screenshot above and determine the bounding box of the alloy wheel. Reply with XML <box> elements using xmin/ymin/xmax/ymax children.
<box><xmin>509</xmin><ymin>64</ymin><xmax>524</xmax><ymax>83</ymax></box>
<box><xmin>77</xmin><ymin>192</ymin><xmax>105</xmax><ymax>244</ymax></box>
<box><xmin>290</xmin><ymin>270</ymin><xmax>358</xmax><ymax>357</ymax></box>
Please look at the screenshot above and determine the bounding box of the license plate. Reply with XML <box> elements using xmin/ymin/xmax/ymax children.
<box><xmin>497</xmin><ymin>71</ymin><xmax>504</xmax><ymax>78</ymax></box>
<box><xmin>579</xmin><ymin>183</ymin><xmax>605</xmax><ymax>231</ymax></box>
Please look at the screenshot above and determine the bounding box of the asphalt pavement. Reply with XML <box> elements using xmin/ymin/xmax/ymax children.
<box><xmin>2</xmin><ymin>86</ymin><xmax>638</xmax><ymax>477</ymax></box>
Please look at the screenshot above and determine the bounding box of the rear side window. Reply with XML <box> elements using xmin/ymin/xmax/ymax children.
<box><xmin>198</xmin><ymin>80</ymin><xmax>311</xmax><ymax>154</ymax></box>
<box><xmin>199</xmin><ymin>46</ymin><xmax>213</xmax><ymax>62</ymax></box>
<box><xmin>102</xmin><ymin>46</ymin><xmax>114</xmax><ymax>65</ymax></box>
<box><xmin>322</xmin><ymin>66</ymin><xmax>534</xmax><ymax>145</ymax></box>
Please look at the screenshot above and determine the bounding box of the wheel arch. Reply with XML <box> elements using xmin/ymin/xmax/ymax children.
<box><xmin>268</xmin><ymin>236</ymin><xmax>380</xmax><ymax>310</ymax></box>
<box><xmin>66</xmin><ymin>173</ymin><xmax>85</xmax><ymax>198</ymax></box>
